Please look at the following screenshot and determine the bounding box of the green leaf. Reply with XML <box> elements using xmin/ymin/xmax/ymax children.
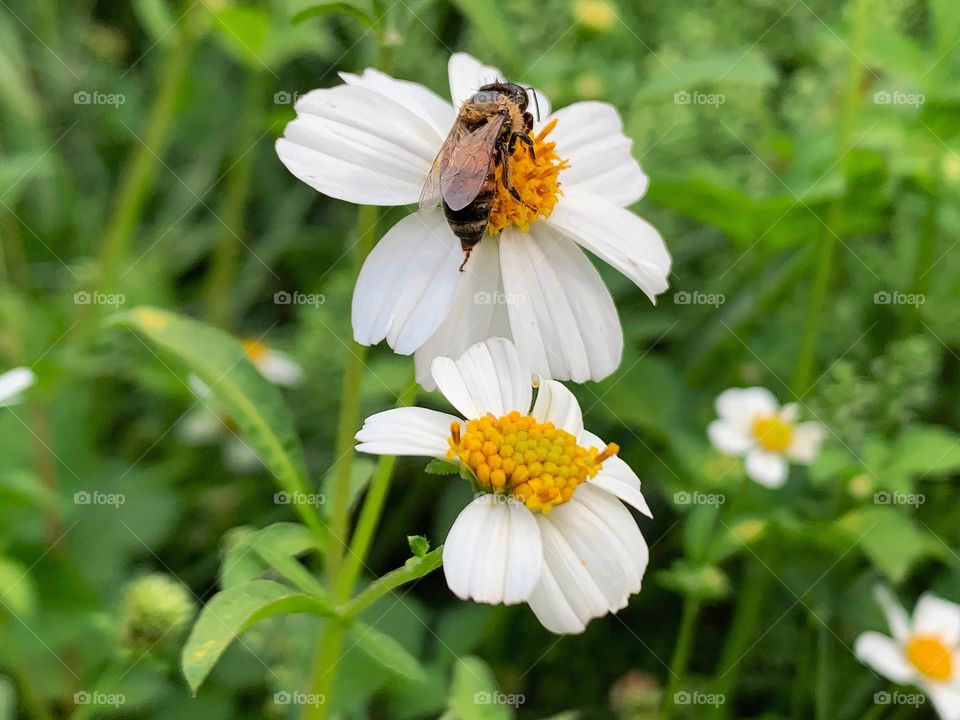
<box><xmin>447</xmin><ymin>656</ymin><xmax>509</xmax><ymax>720</ymax></box>
<box><xmin>181</xmin><ymin>580</ymin><xmax>334</xmax><ymax>694</ymax></box>
<box><xmin>321</xmin><ymin>456</ymin><xmax>374</xmax><ymax>518</ymax></box>
<box><xmin>657</xmin><ymin>560</ymin><xmax>730</xmax><ymax>601</ymax></box>
<box><xmin>348</xmin><ymin>621</ymin><xmax>427</xmax><ymax>682</ymax></box>
<box><xmin>425</xmin><ymin>459</ymin><xmax>460</xmax><ymax>475</ymax></box>
<box><xmin>408</xmin><ymin>535</ymin><xmax>430</xmax><ymax>558</ymax></box>
<box><xmin>221</xmin><ymin>522</ymin><xmax>327</xmax><ymax>596</ymax></box>
<box><xmin>836</xmin><ymin>507</ymin><xmax>946</xmax><ymax>583</ymax></box>
<box><xmin>0</xmin><ymin>676</ymin><xmax>13</xmax><ymax>720</ymax></box>
<box><xmin>113</xmin><ymin>307</ymin><xmax>324</xmax><ymax>539</ymax></box>
<box><xmin>448</xmin><ymin>0</ymin><xmax>520</xmax><ymax>68</ymax></box>
<box><xmin>291</xmin><ymin>1</ymin><xmax>375</xmax><ymax>28</ymax></box>
<box><xmin>133</xmin><ymin>0</ymin><xmax>177</xmax><ymax>47</ymax></box>
<box><xmin>887</xmin><ymin>425</ymin><xmax>960</xmax><ymax>482</ymax></box>
<box><xmin>0</xmin><ymin>557</ymin><xmax>36</xmax><ymax>619</ymax></box>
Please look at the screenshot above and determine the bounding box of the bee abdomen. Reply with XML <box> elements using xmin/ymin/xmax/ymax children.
<box><xmin>443</xmin><ymin>175</ymin><xmax>497</xmax><ymax>253</ymax></box>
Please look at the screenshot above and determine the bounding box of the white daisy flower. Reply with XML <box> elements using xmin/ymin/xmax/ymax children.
<box><xmin>178</xmin><ymin>339</ymin><xmax>303</xmax><ymax>473</ymax></box>
<box><xmin>276</xmin><ymin>52</ymin><xmax>671</xmax><ymax>389</ymax></box>
<box><xmin>855</xmin><ymin>587</ymin><xmax>960</xmax><ymax>719</ymax></box>
<box><xmin>355</xmin><ymin>337</ymin><xmax>651</xmax><ymax>634</ymax></box>
<box><xmin>0</xmin><ymin>367</ymin><xmax>35</xmax><ymax>407</ymax></box>
<box><xmin>706</xmin><ymin>387</ymin><xmax>823</xmax><ymax>488</ymax></box>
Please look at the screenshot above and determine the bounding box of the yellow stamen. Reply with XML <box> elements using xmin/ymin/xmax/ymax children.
<box><xmin>487</xmin><ymin>119</ymin><xmax>569</xmax><ymax>235</ymax></box>
<box><xmin>241</xmin><ymin>338</ymin><xmax>268</xmax><ymax>364</ymax></box>
<box><xmin>751</xmin><ymin>414</ymin><xmax>794</xmax><ymax>453</ymax></box>
<box><xmin>446</xmin><ymin>410</ymin><xmax>615</xmax><ymax>513</ymax></box>
<box><xmin>906</xmin><ymin>635</ymin><xmax>954</xmax><ymax>682</ymax></box>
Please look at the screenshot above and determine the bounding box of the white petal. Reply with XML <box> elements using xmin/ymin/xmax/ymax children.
<box><xmin>223</xmin><ymin>436</ymin><xmax>262</xmax><ymax>474</ymax></box>
<box><xmin>352</xmin><ymin>209</ymin><xmax>462</xmax><ymax>354</ymax></box>
<box><xmin>716</xmin><ymin>387</ymin><xmax>779</xmax><ymax>422</ymax></box>
<box><xmin>579</xmin><ymin>430</ymin><xmax>653</xmax><ymax>518</ymax></box>
<box><xmin>257</xmin><ymin>351</ymin><xmax>304</xmax><ymax>387</ymax></box>
<box><xmin>430</xmin><ymin>337</ymin><xmax>533</xmax><ymax>419</ymax></box>
<box><xmin>442</xmin><ymin>495</ymin><xmax>542</xmax><ymax>605</ymax></box>
<box><xmin>499</xmin><ymin>224</ymin><xmax>622</xmax><ymax>383</ymax></box>
<box><xmin>787</xmin><ymin>422</ymin><xmax>824</xmax><ymax>463</ymax></box>
<box><xmin>276</xmin><ymin>84</ymin><xmax>438</xmax><ymax>206</ymax></box>
<box><xmin>177</xmin><ymin>407</ymin><xmax>223</xmax><ymax>445</ymax></box>
<box><xmin>188</xmin><ymin>373</ymin><xmax>211</xmax><ymax>398</ymax></box>
<box><xmin>527</xmin><ymin>484</ymin><xmax>647</xmax><ymax>634</ymax></box>
<box><xmin>413</xmin><ymin>239</ymin><xmax>508</xmax><ymax>391</ymax></box>
<box><xmin>355</xmin><ymin>407</ymin><xmax>459</xmax><ymax>458</ymax></box>
<box><xmin>546</xmin><ymin>186</ymin><xmax>670</xmax><ymax>302</ymax></box>
<box><xmin>913</xmin><ymin>594</ymin><xmax>960</xmax><ymax>647</ymax></box>
<box><xmin>875</xmin><ymin>586</ymin><xmax>912</xmax><ymax>643</ymax></box>
<box><xmin>925</xmin><ymin>683</ymin><xmax>960</xmax><ymax>720</ymax></box>
<box><xmin>548</xmin><ymin>101</ymin><xmax>648</xmax><ymax>206</ymax></box>
<box><xmin>745</xmin><ymin>449</ymin><xmax>788</xmax><ymax>488</ymax></box>
<box><xmin>854</xmin><ymin>632</ymin><xmax>916</xmax><ymax>683</ymax></box>
<box><xmin>707</xmin><ymin>419</ymin><xmax>754</xmax><ymax>456</ymax></box>
<box><xmin>448</xmin><ymin>53</ymin><xmax>503</xmax><ymax>108</ymax></box>
<box><xmin>780</xmin><ymin>402</ymin><xmax>800</xmax><ymax>423</ymax></box>
<box><xmin>531</xmin><ymin>378</ymin><xmax>583</xmax><ymax>437</ymax></box>
<box><xmin>339</xmin><ymin>68</ymin><xmax>454</xmax><ymax>138</ymax></box>
<box><xmin>0</xmin><ymin>367</ymin><xmax>35</xmax><ymax>406</ymax></box>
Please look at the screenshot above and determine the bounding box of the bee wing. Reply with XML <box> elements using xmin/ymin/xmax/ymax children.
<box><xmin>439</xmin><ymin>115</ymin><xmax>505</xmax><ymax>212</ymax></box>
<box><xmin>419</xmin><ymin>122</ymin><xmax>467</xmax><ymax>215</ymax></box>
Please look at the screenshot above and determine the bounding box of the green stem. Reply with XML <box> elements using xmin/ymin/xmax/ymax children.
<box><xmin>791</xmin><ymin>0</ymin><xmax>870</xmax><ymax>395</ymax></box>
<box><xmin>0</xmin><ymin>635</ymin><xmax>52</xmax><ymax>720</ymax></box>
<box><xmin>339</xmin><ymin>548</ymin><xmax>443</xmax><ymax>620</ymax></box>
<box><xmin>303</xmin><ymin>620</ymin><xmax>346</xmax><ymax>720</ymax></box>
<box><xmin>815</xmin><ymin>623</ymin><xmax>831</xmax><ymax>720</ymax></box>
<box><xmin>204</xmin><ymin>70</ymin><xmax>268</xmax><ymax>329</ymax></box>
<box><xmin>661</xmin><ymin>596</ymin><xmax>702</xmax><ymax>719</ymax></box>
<box><xmin>336</xmin><ymin>371</ymin><xmax>418</xmax><ymax>599</ymax></box>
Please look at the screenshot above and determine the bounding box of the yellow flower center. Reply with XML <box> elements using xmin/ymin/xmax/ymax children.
<box><xmin>906</xmin><ymin>635</ymin><xmax>954</xmax><ymax>681</ymax></box>
<box><xmin>487</xmin><ymin>119</ymin><xmax>569</xmax><ymax>235</ymax></box>
<box><xmin>242</xmin><ymin>339</ymin><xmax>268</xmax><ymax>364</ymax></box>
<box><xmin>751</xmin><ymin>414</ymin><xmax>794</xmax><ymax>453</ymax></box>
<box><xmin>447</xmin><ymin>410</ymin><xmax>618</xmax><ymax>514</ymax></box>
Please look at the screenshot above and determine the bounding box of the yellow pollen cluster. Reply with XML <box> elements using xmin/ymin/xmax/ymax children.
<box><xmin>487</xmin><ymin>118</ymin><xmax>570</xmax><ymax>235</ymax></box>
<box><xmin>447</xmin><ymin>410</ymin><xmax>618</xmax><ymax>514</ymax></box>
<box><xmin>752</xmin><ymin>414</ymin><xmax>794</xmax><ymax>453</ymax></box>
<box><xmin>242</xmin><ymin>338</ymin><xmax>268</xmax><ymax>363</ymax></box>
<box><xmin>906</xmin><ymin>635</ymin><xmax>954</xmax><ymax>682</ymax></box>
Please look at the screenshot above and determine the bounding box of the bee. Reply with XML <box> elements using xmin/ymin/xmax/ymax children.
<box><xmin>420</xmin><ymin>81</ymin><xmax>538</xmax><ymax>271</ymax></box>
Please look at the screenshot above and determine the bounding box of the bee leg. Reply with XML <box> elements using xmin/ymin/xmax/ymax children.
<box><xmin>516</xmin><ymin>132</ymin><xmax>535</xmax><ymax>160</ymax></box>
<box><xmin>500</xmin><ymin>145</ymin><xmax>537</xmax><ymax>212</ymax></box>
<box><xmin>523</xmin><ymin>111</ymin><xmax>534</xmax><ymax>132</ymax></box>
<box><xmin>459</xmin><ymin>247</ymin><xmax>472</xmax><ymax>272</ymax></box>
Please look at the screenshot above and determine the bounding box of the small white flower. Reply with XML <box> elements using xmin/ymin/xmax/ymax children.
<box><xmin>178</xmin><ymin>339</ymin><xmax>303</xmax><ymax>473</ymax></box>
<box><xmin>855</xmin><ymin>587</ymin><xmax>960</xmax><ymax>719</ymax></box>
<box><xmin>355</xmin><ymin>337</ymin><xmax>652</xmax><ymax>634</ymax></box>
<box><xmin>277</xmin><ymin>52</ymin><xmax>671</xmax><ymax>389</ymax></box>
<box><xmin>707</xmin><ymin>387</ymin><xmax>823</xmax><ymax>488</ymax></box>
<box><xmin>0</xmin><ymin>367</ymin><xmax>36</xmax><ymax>407</ymax></box>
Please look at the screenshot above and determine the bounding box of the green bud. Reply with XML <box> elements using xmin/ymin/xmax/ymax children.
<box><xmin>119</xmin><ymin>574</ymin><xmax>195</xmax><ymax>656</ymax></box>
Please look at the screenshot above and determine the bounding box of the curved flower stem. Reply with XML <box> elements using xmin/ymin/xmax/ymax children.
<box><xmin>337</xmin><ymin>370</ymin><xmax>419</xmax><ymax>599</ymax></box>
<box><xmin>339</xmin><ymin>547</ymin><xmax>444</xmax><ymax>620</ymax></box>
<box><xmin>661</xmin><ymin>595</ymin><xmax>702</xmax><ymax>719</ymax></box>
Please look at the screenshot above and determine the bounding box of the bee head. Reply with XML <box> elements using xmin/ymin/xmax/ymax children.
<box><xmin>477</xmin><ymin>81</ymin><xmax>529</xmax><ymax>111</ymax></box>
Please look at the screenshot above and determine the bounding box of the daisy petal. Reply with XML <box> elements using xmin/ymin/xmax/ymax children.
<box><xmin>355</xmin><ymin>407</ymin><xmax>459</xmax><ymax>458</ymax></box>
<box><xmin>913</xmin><ymin>593</ymin><xmax>960</xmax><ymax>646</ymax></box>
<box><xmin>787</xmin><ymin>422</ymin><xmax>825</xmax><ymax>463</ymax></box>
<box><xmin>875</xmin><ymin>586</ymin><xmax>912</xmax><ymax>643</ymax></box>
<box><xmin>716</xmin><ymin>387</ymin><xmax>779</xmax><ymax>422</ymax></box>
<box><xmin>177</xmin><ymin>407</ymin><xmax>224</xmax><ymax>445</ymax></box>
<box><xmin>580</xmin><ymin>431</ymin><xmax>653</xmax><ymax>518</ymax></box>
<box><xmin>339</xmin><ymin>68</ymin><xmax>454</xmax><ymax>137</ymax></box>
<box><xmin>531</xmin><ymin>378</ymin><xmax>584</xmax><ymax>437</ymax></box>
<box><xmin>528</xmin><ymin>484</ymin><xmax>647</xmax><ymax>634</ymax></box>
<box><xmin>745</xmin><ymin>449</ymin><xmax>788</xmax><ymax>488</ymax></box>
<box><xmin>414</xmin><ymin>239</ymin><xmax>508</xmax><ymax>391</ymax></box>
<box><xmin>0</xmin><ymin>367</ymin><xmax>35</xmax><ymax>406</ymax></box>
<box><xmin>223</xmin><ymin>436</ymin><xmax>262</xmax><ymax>474</ymax></box>
<box><xmin>854</xmin><ymin>631</ymin><xmax>916</xmax><ymax>683</ymax></box>
<box><xmin>707</xmin><ymin>419</ymin><xmax>753</xmax><ymax>456</ymax></box>
<box><xmin>546</xmin><ymin>186</ymin><xmax>671</xmax><ymax>302</ymax></box>
<box><xmin>258</xmin><ymin>351</ymin><xmax>304</xmax><ymax>387</ymax></box>
<box><xmin>276</xmin><ymin>85</ymin><xmax>438</xmax><ymax>206</ymax></box>
<box><xmin>925</xmin><ymin>683</ymin><xmax>960</xmax><ymax>720</ymax></box>
<box><xmin>448</xmin><ymin>53</ymin><xmax>503</xmax><ymax>108</ymax></box>
<box><xmin>548</xmin><ymin>101</ymin><xmax>648</xmax><ymax>206</ymax></box>
<box><xmin>431</xmin><ymin>337</ymin><xmax>533</xmax><ymax>419</ymax></box>
<box><xmin>352</xmin><ymin>209</ymin><xmax>463</xmax><ymax>355</ymax></box>
<box><xmin>442</xmin><ymin>495</ymin><xmax>542</xmax><ymax>605</ymax></box>
<box><xmin>499</xmin><ymin>225</ymin><xmax>622</xmax><ymax>383</ymax></box>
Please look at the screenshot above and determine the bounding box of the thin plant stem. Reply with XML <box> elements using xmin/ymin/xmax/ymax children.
<box><xmin>303</xmin><ymin>620</ymin><xmax>347</xmax><ymax>720</ymax></box>
<box><xmin>661</xmin><ymin>596</ymin><xmax>702</xmax><ymax>719</ymax></box>
<box><xmin>815</xmin><ymin>623</ymin><xmax>831</xmax><ymax>720</ymax></box>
